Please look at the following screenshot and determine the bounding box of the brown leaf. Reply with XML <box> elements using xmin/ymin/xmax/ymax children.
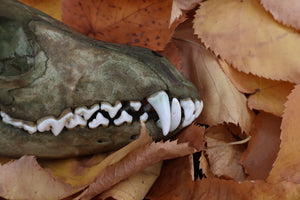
<box><xmin>61</xmin><ymin>0</ymin><xmax>183</xmax><ymax>50</ymax></box>
<box><xmin>261</xmin><ymin>0</ymin><xmax>300</xmax><ymax>31</ymax></box>
<box><xmin>98</xmin><ymin>162</ymin><xmax>162</xmax><ymax>200</ymax></box>
<box><xmin>18</xmin><ymin>0</ymin><xmax>62</xmax><ymax>20</ymax></box>
<box><xmin>240</xmin><ymin>112</ymin><xmax>281</xmax><ymax>180</ymax></box>
<box><xmin>204</xmin><ymin>125</ymin><xmax>246</xmax><ymax>181</ymax></box>
<box><xmin>0</xmin><ymin>156</ymin><xmax>82</xmax><ymax>200</ymax></box>
<box><xmin>172</xmin><ymin>36</ymin><xmax>254</xmax><ymax>134</ymax></box>
<box><xmin>78</xmin><ymin>125</ymin><xmax>205</xmax><ymax>199</ymax></box>
<box><xmin>193</xmin><ymin>0</ymin><xmax>300</xmax><ymax>83</ymax></box>
<box><xmin>146</xmin><ymin>155</ymin><xmax>195</xmax><ymax>200</ymax></box>
<box><xmin>268</xmin><ymin>84</ymin><xmax>300</xmax><ymax>183</ymax></box>
<box><xmin>220</xmin><ymin>60</ymin><xmax>294</xmax><ymax>116</ymax></box>
<box><xmin>192</xmin><ymin>178</ymin><xmax>300</xmax><ymax>200</ymax></box>
<box><xmin>159</xmin><ymin>41</ymin><xmax>182</xmax><ymax>71</ymax></box>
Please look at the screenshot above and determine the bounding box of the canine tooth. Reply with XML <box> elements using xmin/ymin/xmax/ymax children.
<box><xmin>170</xmin><ymin>98</ymin><xmax>181</xmax><ymax>132</ymax></box>
<box><xmin>139</xmin><ymin>112</ymin><xmax>148</xmax><ymax>122</ymax></box>
<box><xmin>114</xmin><ymin>111</ymin><xmax>133</xmax><ymax>126</ymax></box>
<box><xmin>147</xmin><ymin>91</ymin><xmax>171</xmax><ymax>136</ymax></box>
<box><xmin>180</xmin><ymin>98</ymin><xmax>195</xmax><ymax>128</ymax></box>
<box><xmin>74</xmin><ymin>104</ymin><xmax>100</xmax><ymax>120</ymax></box>
<box><xmin>37</xmin><ymin>110</ymin><xmax>73</xmax><ymax>136</ymax></box>
<box><xmin>101</xmin><ymin>101</ymin><xmax>122</xmax><ymax>118</ymax></box>
<box><xmin>65</xmin><ymin>114</ymin><xmax>86</xmax><ymax>129</ymax></box>
<box><xmin>130</xmin><ymin>101</ymin><xmax>142</xmax><ymax>111</ymax></box>
<box><xmin>88</xmin><ymin>112</ymin><xmax>109</xmax><ymax>128</ymax></box>
<box><xmin>194</xmin><ymin>100</ymin><xmax>203</xmax><ymax>118</ymax></box>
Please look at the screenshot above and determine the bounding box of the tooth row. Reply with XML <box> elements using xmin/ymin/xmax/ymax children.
<box><xmin>0</xmin><ymin>91</ymin><xmax>203</xmax><ymax>137</ymax></box>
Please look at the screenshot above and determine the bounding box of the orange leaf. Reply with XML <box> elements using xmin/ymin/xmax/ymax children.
<box><xmin>240</xmin><ymin>112</ymin><xmax>281</xmax><ymax>180</ymax></box>
<box><xmin>261</xmin><ymin>0</ymin><xmax>300</xmax><ymax>31</ymax></box>
<box><xmin>193</xmin><ymin>0</ymin><xmax>300</xmax><ymax>83</ymax></box>
<box><xmin>0</xmin><ymin>156</ymin><xmax>82</xmax><ymax>200</ymax></box>
<box><xmin>61</xmin><ymin>0</ymin><xmax>183</xmax><ymax>50</ymax></box>
<box><xmin>268</xmin><ymin>84</ymin><xmax>300</xmax><ymax>183</ymax></box>
<box><xmin>204</xmin><ymin>125</ymin><xmax>246</xmax><ymax>181</ymax></box>
<box><xmin>219</xmin><ymin>60</ymin><xmax>294</xmax><ymax>116</ymax></box>
<box><xmin>18</xmin><ymin>0</ymin><xmax>62</xmax><ymax>20</ymax></box>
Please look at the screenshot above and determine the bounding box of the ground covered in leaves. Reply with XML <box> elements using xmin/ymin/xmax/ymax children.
<box><xmin>2</xmin><ymin>0</ymin><xmax>300</xmax><ymax>199</ymax></box>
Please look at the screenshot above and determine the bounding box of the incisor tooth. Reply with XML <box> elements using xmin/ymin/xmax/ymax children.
<box><xmin>37</xmin><ymin>109</ymin><xmax>73</xmax><ymax>136</ymax></box>
<box><xmin>170</xmin><ymin>98</ymin><xmax>181</xmax><ymax>132</ymax></box>
<box><xmin>88</xmin><ymin>112</ymin><xmax>109</xmax><ymax>128</ymax></box>
<box><xmin>147</xmin><ymin>91</ymin><xmax>171</xmax><ymax>136</ymax></box>
<box><xmin>194</xmin><ymin>100</ymin><xmax>203</xmax><ymax>118</ymax></box>
<box><xmin>101</xmin><ymin>101</ymin><xmax>122</xmax><ymax>118</ymax></box>
<box><xmin>114</xmin><ymin>111</ymin><xmax>133</xmax><ymax>126</ymax></box>
<box><xmin>180</xmin><ymin>98</ymin><xmax>195</xmax><ymax>127</ymax></box>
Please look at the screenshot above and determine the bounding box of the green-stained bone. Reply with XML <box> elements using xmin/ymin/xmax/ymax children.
<box><xmin>0</xmin><ymin>0</ymin><xmax>200</xmax><ymax>158</ymax></box>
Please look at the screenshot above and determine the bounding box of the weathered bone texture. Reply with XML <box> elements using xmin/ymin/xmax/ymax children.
<box><xmin>0</xmin><ymin>0</ymin><xmax>200</xmax><ymax>158</ymax></box>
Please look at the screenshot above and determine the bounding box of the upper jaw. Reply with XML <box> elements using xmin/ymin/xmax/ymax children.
<box><xmin>1</xmin><ymin>90</ymin><xmax>203</xmax><ymax>137</ymax></box>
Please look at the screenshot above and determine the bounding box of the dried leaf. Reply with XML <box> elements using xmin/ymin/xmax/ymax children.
<box><xmin>98</xmin><ymin>162</ymin><xmax>162</xmax><ymax>200</ymax></box>
<box><xmin>220</xmin><ymin>60</ymin><xmax>294</xmax><ymax>116</ymax></box>
<box><xmin>172</xmin><ymin>36</ymin><xmax>254</xmax><ymax>133</ymax></box>
<box><xmin>41</xmin><ymin>122</ymin><xmax>152</xmax><ymax>188</ymax></box>
<box><xmin>78</xmin><ymin>125</ymin><xmax>205</xmax><ymax>199</ymax></box>
<box><xmin>61</xmin><ymin>0</ymin><xmax>182</xmax><ymax>50</ymax></box>
<box><xmin>240</xmin><ymin>112</ymin><xmax>281</xmax><ymax>180</ymax></box>
<box><xmin>0</xmin><ymin>156</ymin><xmax>81</xmax><ymax>200</ymax></box>
<box><xmin>205</xmin><ymin>125</ymin><xmax>246</xmax><ymax>181</ymax></box>
<box><xmin>18</xmin><ymin>0</ymin><xmax>62</xmax><ymax>20</ymax></box>
<box><xmin>192</xmin><ymin>178</ymin><xmax>300</xmax><ymax>200</ymax></box>
<box><xmin>193</xmin><ymin>0</ymin><xmax>300</xmax><ymax>83</ymax></box>
<box><xmin>159</xmin><ymin>41</ymin><xmax>182</xmax><ymax>71</ymax></box>
<box><xmin>261</xmin><ymin>0</ymin><xmax>300</xmax><ymax>31</ymax></box>
<box><xmin>146</xmin><ymin>156</ymin><xmax>195</xmax><ymax>200</ymax></box>
<box><xmin>268</xmin><ymin>84</ymin><xmax>300</xmax><ymax>183</ymax></box>
<box><xmin>199</xmin><ymin>153</ymin><xmax>214</xmax><ymax>178</ymax></box>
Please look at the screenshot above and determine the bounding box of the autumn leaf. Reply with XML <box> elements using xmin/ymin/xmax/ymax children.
<box><xmin>18</xmin><ymin>0</ymin><xmax>62</xmax><ymax>20</ymax></box>
<box><xmin>219</xmin><ymin>60</ymin><xmax>294</xmax><ymax>117</ymax></box>
<box><xmin>240</xmin><ymin>112</ymin><xmax>281</xmax><ymax>180</ymax></box>
<box><xmin>193</xmin><ymin>0</ymin><xmax>300</xmax><ymax>84</ymax></box>
<box><xmin>0</xmin><ymin>156</ymin><xmax>82</xmax><ymax>200</ymax></box>
<box><xmin>261</xmin><ymin>0</ymin><xmax>300</xmax><ymax>31</ymax></box>
<box><xmin>268</xmin><ymin>84</ymin><xmax>300</xmax><ymax>184</ymax></box>
<box><xmin>61</xmin><ymin>0</ymin><xmax>184</xmax><ymax>51</ymax></box>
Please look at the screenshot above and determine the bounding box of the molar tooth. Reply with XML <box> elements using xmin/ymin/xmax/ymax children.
<box><xmin>130</xmin><ymin>101</ymin><xmax>142</xmax><ymax>111</ymax></box>
<box><xmin>147</xmin><ymin>91</ymin><xmax>171</xmax><ymax>136</ymax></box>
<box><xmin>180</xmin><ymin>98</ymin><xmax>195</xmax><ymax>128</ymax></box>
<box><xmin>1</xmin><ymin>111</ymin><xmax>37</xmax><ymax>134</ymax></box>
<box><xmin>101</xmin><ymin>101</ymin><xmax>122</xmax><ymax>118</ymax></box>
<box><xmin>65</xmin><ymin>114</ymin><xmax>86</xmax><ymax>129</ymax></box>
<box><xmin>194</xmin><ymin>100</ymin><xmax>203</xmax><ymax>118</ymax></box>
<box><xmin>74</xmin><ymin>104</ymin><xmax>100</xmax><ymax>120</ymax></box>
<box><xmin>170</xmin><ymin>98</ymin><xmax>181</xmax><ymax>132</ymax></box>
<box><xmin>88</xmin><ymin>112</ymin><xmax>109</xmax><ymax>128</ymax></box>
<box><xmin>23</xmin><ymin>122</ymin><xmax>37</xmax><ymax>134</ymax></box>
<box><xmin>114</xmin><ymin>111</ymin><xmax>133</xmax><ymax>126</ymax></box>
<box><xmin>37</xmin><ymin>109</ymin><xmax>73</xmax><ymax>136</ymax></box>
<box><xmin>139</xmin><ymin>112</ymin><xmax>148</xmax><ymax>122</ymax></box>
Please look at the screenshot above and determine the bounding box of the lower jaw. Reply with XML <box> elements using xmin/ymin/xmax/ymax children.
<box><xmin>0</xmin><ymin>120</ymin><xmax>177</xmax><ymax>159</ymax></box>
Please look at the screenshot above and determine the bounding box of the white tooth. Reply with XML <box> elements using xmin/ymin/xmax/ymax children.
<box><xmin>114</xmin><ymin>111</ymin><xmax>133</xmax><ymax>126</ymax></box>
<box><xmin>130</xmin><ymin>101</ymin><xmax>142</xmax><ymax>111</ymax></box>
<box><xmin>88</xmin><ymin>112</ymin><xmax>109</xmax><ymax>128</ymax></box>
<box><xmin>37</xmin><ymin>110</ymin><xmax>73</xmax><ymax>136</ymax></box>
<box><xmin>1</xmin><ymin>111</ymin><xmax>37</xmax><ymax>134</ymax></box>
<box><xmin>65</xmin><ymin>114</ymin><xmax>87</xmax><ymax>129</ymax></box>
<box><xmin>180</xmin><ymin>98</ymin><xmax>195</xmax><ymax>128</ymax></box>
<box><xmin>139</xmin><ymin>112</ymin><xmax>148</xmax><ymax>122</ymax></box>
<box><xmin>101</xmin><ymin>101</ymin><xmax>122</xmax><ymax>118</ymax></box>
<box><xmin>74</xmin><ymin>104</ymin><xmax>100</xmax><ymax>120</ymax></box>
<box><xmin>23</xmin><ymin>122</ymin><xmax>37</xmax><ymax>134</ymax></box>
<box><xmin>147</xmin><ymin>91</ymin><xmax>171</xmax><ymax>136</ymax></box>
<box><xmin>194</xmin><ymin>100</ymin><xmax>203</xmax><ymax>118</ymax></box>
<box><xmin>170</xmin><ymin>98</ymin><xmax>181</xmax><ymax>132</ymax></box>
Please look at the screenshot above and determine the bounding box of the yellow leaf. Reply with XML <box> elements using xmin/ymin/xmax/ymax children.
<box><xmin>193</xmin><ymin>0</ymin><xmax>300</xmax><ymax>83</ymax></box>
<box><xmin>268</xmin><ymin>84</ymin><xmax>300</xmax><ymax>183</ymax></box>
<box><xmin>261</xmin><ymin>0</ymin><xmax>300</xmax><ymax>31</ymax></box>
<box><xmin>18</xmin><ymin>0</ymin><xmax>62</xmax><ymax>20</ymax></box>
<box><xmin>219</xmin><ymin>60</ymin><xmax>294</xmax><ymax>116</ymax></box>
